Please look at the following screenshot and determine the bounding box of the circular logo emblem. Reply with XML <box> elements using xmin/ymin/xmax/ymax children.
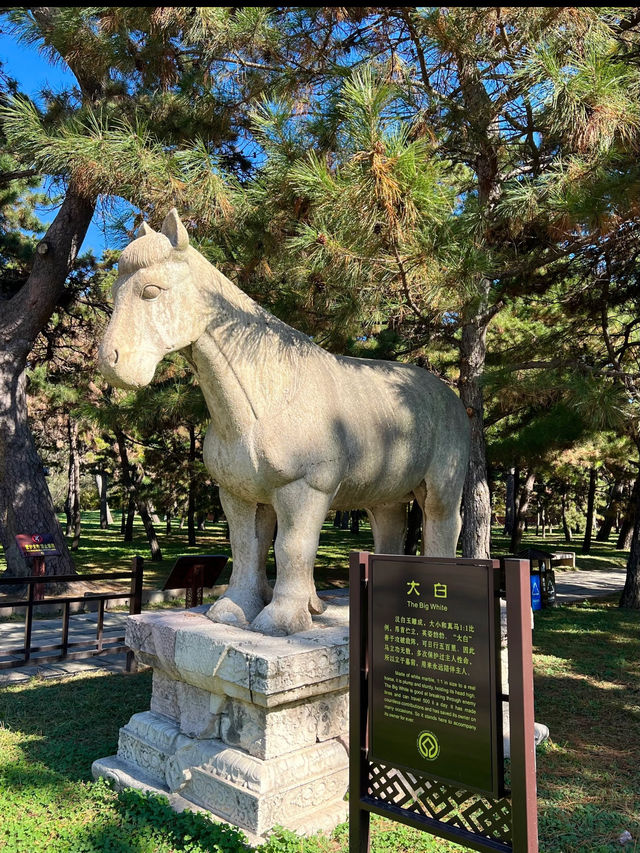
<box><xmin>417</xmin><ymin>730</ymin><xmax>440</xmax><ymax>761</ymax></box>
<box><xmin>32</xmin><ymin>534</ymin><xmax>43</xmax><ymax>544</ymax></box>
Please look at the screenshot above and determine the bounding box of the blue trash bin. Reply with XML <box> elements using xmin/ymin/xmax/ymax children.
<box><xmin>530</xmin><ymin>573</ymin><xmax>542</xmax><ymax>611</ymax></box>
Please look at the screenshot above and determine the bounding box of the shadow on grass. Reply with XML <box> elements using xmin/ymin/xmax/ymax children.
<box><xmin>0</xmin><ymin>669</ymin><xmax>153</xmax><ymax>781</ymax></box>
<box><xmin>532</xmin><ymin>604</ymin><xmax>640</xmax><ymax>852</ymax></box>
<box><xmin>532</xmin><ymin>603</ymin><xmax>639</xmax><ymax>678</ymax></box>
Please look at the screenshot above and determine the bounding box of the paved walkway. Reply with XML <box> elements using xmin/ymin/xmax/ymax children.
<box><xmin>553</xmin><ymin>567</ymin><xmax>627</xmax><ymax>601</ymax></box>
<box><xmin>0</xmin><ymin>569</ymin><xmax>627</xmax><ymax>685</ymax></box>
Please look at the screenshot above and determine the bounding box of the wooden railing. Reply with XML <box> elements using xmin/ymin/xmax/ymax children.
<box><xmin>0</xmin><ymin>556</ymin><xmax>143</xmax><ymax>671</ymax></box>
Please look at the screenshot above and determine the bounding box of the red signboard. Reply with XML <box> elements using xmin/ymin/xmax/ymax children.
<box><xmin>15</xmin><ymin>533</ymin><xmax>60</xmax><ymax>558</ymax></box>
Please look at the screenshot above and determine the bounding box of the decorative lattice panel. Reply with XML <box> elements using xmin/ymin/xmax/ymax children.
<box><xmin>368</xmin><ymin>761</ymin><xmax>512</xmax><ymax>844</ymax></box>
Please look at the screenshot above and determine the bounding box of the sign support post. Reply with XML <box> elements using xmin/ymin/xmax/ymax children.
<box><xmin>505</xmin><ymin>558</ymin><xmax>539</xmax><ymax>853</ymax></box>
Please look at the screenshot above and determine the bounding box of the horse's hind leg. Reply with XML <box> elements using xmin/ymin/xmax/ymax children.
<box><xmin>366</xmin><ymin>502</ymin><xmax>408</xmax><ymax>554</ymax></box>
<box><xmin>250</xmin><ymin>480</ymin><xmax>332</xmax><ymax>636</ymax></box>
<box><xmin>206</xmin><ymin>488</ymin><xmax>275</xmax><ymax>627</ymax></box>
<box><xmin>418</xmin><ymin>472</ymin><xmax>463</xmax><ymax>557</ymax></box>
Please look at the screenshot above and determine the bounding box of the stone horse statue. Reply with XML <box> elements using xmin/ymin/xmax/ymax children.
<box><xmin>98</xmin><ymin>210</ymin><xmax>470</xmax><ymax>635</ymax></box>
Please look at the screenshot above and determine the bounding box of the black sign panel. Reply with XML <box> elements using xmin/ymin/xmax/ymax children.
<box><xmin>368</xmin><ymin>555</ymin><xmax>502</xmax><ymax>797</ymax></box>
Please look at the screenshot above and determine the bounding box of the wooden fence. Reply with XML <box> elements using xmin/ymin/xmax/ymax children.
<box><xmin>0</xmin><ymin>556</ymin><xmax>143</xmax><ymax>671</ymax></box>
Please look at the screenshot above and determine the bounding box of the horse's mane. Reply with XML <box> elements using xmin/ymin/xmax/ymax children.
<box><xmin>119</xmin><ymin>233</ymin><xmax>173</xmax><ymax>276</ymax></box>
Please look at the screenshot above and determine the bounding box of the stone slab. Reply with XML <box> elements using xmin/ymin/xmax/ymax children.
<box><xmin>126</xmin><ymin>599</ymin><xmax>349</xmax><ymax>708</ymax></box>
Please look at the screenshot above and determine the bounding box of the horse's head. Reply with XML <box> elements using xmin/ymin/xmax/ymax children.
<box><xmin>98</xmin><ymin>209</ymin><xmax>206</xmax><ymax>389</ymax></box>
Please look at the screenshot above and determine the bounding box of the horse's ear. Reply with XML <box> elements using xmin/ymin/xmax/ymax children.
<box><xmin>161</xmin><ymin>208</ymin><xmax>189</xmax><ymax>250</ymax></box>
<box><xmin>135</xmin><ymin>221</ymin><xmax>155</xmax><ymax>239</ymax></box>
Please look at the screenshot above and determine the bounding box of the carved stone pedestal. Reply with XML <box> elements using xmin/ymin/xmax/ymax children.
<box><xmin>92</xmin><ymin>593</ymin><xmax>350</xmax><ymax>843</ymax></box>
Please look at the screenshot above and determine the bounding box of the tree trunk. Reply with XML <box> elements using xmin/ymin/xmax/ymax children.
<box><xmin>561</xmin><ymin>491</ymin><xmax>572</xmax><ymax>544</ymax></box>
<box><xmin>341</xmin><ymin>511</ymin><xmax>350</xmax><ymax>530</ymax></box>
<box><xmin>115</xmin><ymin>428</ymin><xmax>161</xmax><ymax>558</ymax></box>
<box><xmin>333</xmin><ymin>511</ymin><xmax>342</xmax><ymax>528</ymax></box>
<box><xmin>187</xmin><ymin>424</ymin><xmax>196</xmax><ymax>547</ymax></box>
<box><xmin>510</xmin><ymin>470</ymin><xmax>536</xmax><ymax>553</ymax></box>
<box><xmin>0</xmin><ymin>188</ymin><xmax>93</xmax><ymax>577</ymax></box>
<box><xmin>350</xmin><ymin>510</ymin><xmax>360</xmax><ymax>535</ymax></box>
<box><xmin>503</xmin><ymin>467</ymin><xmax>517</xmax><ymax>536</ymax></box>
<box><xmin>616</xmin><ymin>479</ymin><xmax>637</xmax><ymax>549</ymax></box>
<box><xmin>67</xmin><ymin>417</ymin><xmax>81</xmax><ymax>550</ymax></box>
<box><xmin>459</xmin><ymin>304</ymin><xmax>491</xmax><ymax>559</ymax></box>
<box><xmin>620</xmin><ymin>455</ymin><xmax>640</xmax><ymax>608</ymax></box>
<box><xmin>165</xmin><ymin>513</ymin><xmax>172</xmax><ymax>535</ymax></box>
<box><xmin>596</xmin><ymin>479</ymin><xmax>624</xmax><ymax>542</ymax></box>
<box><xmin>0</xmin><ymin>362</ymin><xmax>76</xmax><ymax>577</ymax></box>
<box><xmin>136</xmin><ymin>497</ymin><xmax>162</xmax><ymax>561</ymax></box>
<box><xmin>404</xmin><ymin>499</ymin><xmax>422</xmax><ymax>555</ymax></box>
<box><xmin>95</xmin><ymin>471</ymin><xmax>112</xmax><ymax>528</ymax></box>
<box><xmin>582</xmin><ymin>467</ymin><xmax>597</xmax><ymax>554</ymax></box>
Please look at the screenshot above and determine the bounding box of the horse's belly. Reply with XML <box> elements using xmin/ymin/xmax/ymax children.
<box><xmin>203</xmin><ymin>428</ymin><xmax>312</xmax><ymax>503</ymax></box>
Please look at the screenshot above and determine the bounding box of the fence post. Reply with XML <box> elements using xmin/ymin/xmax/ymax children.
<box><xmin>23</xmin><ymin>580</ymin><xmax>35</xmax><ymax>664</ymax></box>
<box><xmin>126</xmin><ymin>556</ymin><xmax>144</xmax><ymax>673</ymax></box>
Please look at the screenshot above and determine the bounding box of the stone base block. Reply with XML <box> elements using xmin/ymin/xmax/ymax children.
<box><xmin>99</xmin><ymin>709</ymin><xmax>348</xmax><ymax>838</ymax></box>
<box><xmin>93</xmin><ymin>593</ymin><xmax>350</xmax><ymax>841</ymax></box>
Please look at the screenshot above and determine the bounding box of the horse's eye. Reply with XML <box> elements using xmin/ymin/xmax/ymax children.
<box><xmin>142</xmin><ymin>285</ymin><xmax>162</xmax><ymax>300</ymax></box>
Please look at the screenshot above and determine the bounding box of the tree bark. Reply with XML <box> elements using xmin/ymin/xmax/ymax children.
<box><xmin>596</xmin><ymin>479</ymin><xmax>624</xmax><ymax>542</ymax></box>
<box><xmin>0</xmin><ymin>364</ymin><xmax>75</xmax><ymax>576</ymax></box>
<box><xmin>510</xmin><ymin>470</ymin><xmax>536</xmax><ymax>553</ymax></box>
<box><xmin>582</xmin><ymin>467</ymin><xmax>597</xmax><ymax>554</ymax></box>
<box><xmin>561</xmin><ymin>490</ymin><xmax>572</xmax><ymax>544</ymax></box>
<box><xmin>67</xmin><ymin>417</ymin><xmax>81</xmax><ymax>550</ymax></box>
<box><xmin>620</xmin><ymin>454</ymin><xmax>640</xmax><ymax>608</ymax></box>
<box><xmin>459</xmin><ymin>301</ymin><xmax>492</xmax><ymax>559</ymax></box>
<box><xmin>115</xmin><ymin>428</ymin><xmax>161</xmax><ymax>559</ymax></box>
<box><xmin>137</xmin><ymin>497</ymin><xmax>162</xmax><ymax>562</ymax></box>
<box><xmin>503</xmin><ymin>467</ymin><xmax>517</xmax><ymax>536</ymax></box>
<box><xmin>0</xmin><ymin>188</ymin><xmax>94</xmax><ymax>577</ymax></box>
<box><xmin>404</xmin><ymin>499</ymin><xmax>422</xmax><ymax>555</ymax></box>
<box><xmin>616</xmin><ymin>479</ymin><xmax>637</xmax><ymax>549</ymax></box>
<box><xmin>187</xmin><ymin>424</ymin><xmax>197</xmax><ymax>547</ymax></box>
<box><xmin>95</xmin><ymin>471</ymin><xmax>112</xmax><ymax>528</ymax></box>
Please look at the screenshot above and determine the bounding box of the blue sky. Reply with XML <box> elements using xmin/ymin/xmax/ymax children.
<box><xmin>0</xmin><ymin>26</ymin><xmax>120</xmax><ymax>255</ymax></box>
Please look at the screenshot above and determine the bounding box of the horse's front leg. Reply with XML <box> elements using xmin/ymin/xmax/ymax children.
<box><xmin>250</xmin><ymin>480</ymin><xmax>331</xmax><ymax>636</ymax></box>
<box><xmin>206</xmin><ymin>487</ymin><xmax>275</xmax><ymax>627</ymax></box>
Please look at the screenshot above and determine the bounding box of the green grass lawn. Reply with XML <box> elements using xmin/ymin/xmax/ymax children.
<box><xmin>0</xmin><ymin>511</ymin><xmax>628</xmax><ymax>595</ymax></box>
<box><xmin>0</xmin><ymin>511</ymin><xmax>374</xmax><ymax>593</ymax></box>
<box><xmin>0</xmin><ymin>601</ymin><xmax>638</xmax><ymax>852</ymax></box>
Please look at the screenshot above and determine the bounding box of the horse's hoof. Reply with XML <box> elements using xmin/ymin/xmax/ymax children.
<box><xmin>206</xmin><ymin>592</ymin><xmax>263</xmax><ymax>627</ymax></box>
<box><xmin>308</xmin><ymin>591</ymin><xmax>326</xmax><ymax>615</ymax></box>
<box><xmin>249</xmin><ymin>602</ymin><xmax>313</xmax><ymax>636</ymax></box>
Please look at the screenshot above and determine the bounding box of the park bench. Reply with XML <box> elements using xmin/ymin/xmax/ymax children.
<box><xmin>550</xmin><ymin>552</ymin><xmax>576</xmax><ymax>569</ymax></box>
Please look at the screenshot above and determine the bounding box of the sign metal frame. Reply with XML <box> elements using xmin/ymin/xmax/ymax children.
<box><xmin>349</xmin><ymin>552</ymin><xmax>538</xmax><ymax>853</ymax></box>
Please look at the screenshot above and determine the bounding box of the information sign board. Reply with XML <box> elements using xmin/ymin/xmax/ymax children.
<box><xmin>368</xmin><ymin>555</ymin><xmax>502</xmax><ymax>797</ymax></box>
<box><xmin>15</xmin><ymin>533</ymin><xmax>60</xmax><ymax>559</ymax></box>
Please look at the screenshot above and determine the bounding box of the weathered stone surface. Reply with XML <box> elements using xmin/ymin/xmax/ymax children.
<box><xmin>126</xmin><ymin>601</ymin><xmax>349</xmax><ymax>707</ymax></box>
<box><xmin>219</xmin><ymin>692</ymin><xmax>348</xmax><ymax>760</ymax></box>
<box><xmin>98</xmin><ymin>209</ymin><xmax>470</xmax><ymax>636</ymax></box>
<box><xmin>117</xmin><ymin>711</ymin><xmax>192</xmax><ymax>785</ymax></box>
<box><xmin>95</xmin><ymin>606</ymin><xmax>350</xmax><ymax>840</ymax></box>
<box><xmin>150</xmin><ymin>670</ymin><xmax>179</xmax><ymax>719</ymax></box>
